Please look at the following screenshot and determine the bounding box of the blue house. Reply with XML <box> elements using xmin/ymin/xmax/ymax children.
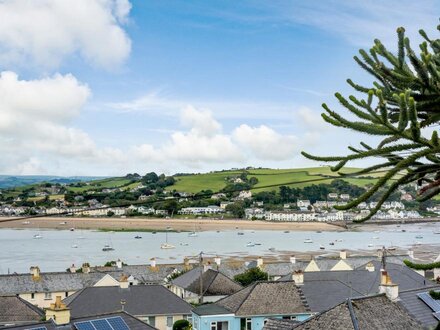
<box><xmin>192</xmin><ymin>281</ymin><xmax>312</xmax><ymax>330</ymax></box>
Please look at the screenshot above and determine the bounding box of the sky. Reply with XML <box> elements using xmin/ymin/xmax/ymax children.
<box><xmin>0</xmin><ymin>0</ymin><xmax>439</xmax><ymax>176</ymax></box>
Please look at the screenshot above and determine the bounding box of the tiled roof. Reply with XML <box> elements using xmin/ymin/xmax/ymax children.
<box><xmin>64</xmin><ymin>285</ymin><xmax>192</xmax><ymax>318</ymax></box>
<box><xmin>0</xmin><ymin>295</ymin><xmax>44</xmax><ymax>323</ymax></box>
<box><xmin>263</xmin><ymin>318</ymin><xmax>300</xmax><ymax>330</ymax></box>
<box><xmin>3</xmin><ymin>311</ymin><xmax>156</xmax><ymax>330</ymax></box>
<box><xmin>290</xmin><ymin>295</ymin><xmax>423</xmax><ymax>330</ymax></box>
<box><xmin>215</xmin><ymin>281</ymin><xmax>310</xmax><ymax>316</ymax></box>
<box><xmin>398</xmin><ymin>285</ymin><xmax>440</xmax><ymax>328</ymax></box>
<box><xmin>172</xmin><ymin>268</ymin><xmax>242</xmax><ymax>296</ymax></box>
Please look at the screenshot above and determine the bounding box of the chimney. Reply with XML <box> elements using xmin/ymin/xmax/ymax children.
<box><xmin>203</xmin><ymin>261</ymin><xmax>212</xmax><ymax>272</ymax></box>
<box><xmin>183</xmin><ymin>257</ymin><xmax>191</xmax><ymax>270</ymax></box>
<box><xmin>365</xmin><ymin>262</ymin><xmax>375</xmax><ymax>272</ymax></box>
<box><xmin>292</xmin><ymin>270</ymin><xmax>304</xmax><ymax>285</ymax></box>
<box><xmin>150</xmin><ymin>258</ymin><xmax>157</xmax><ymax>268</ymax></box>
<box><xmin>377</xmin><ymin>248</ymin><xmax>384</xmax><ymax>259</ymax></box>
<box><xmin>45</xmin><ymin>296</ymin><xmax>70</xmax><ymax>325</ymax></box>
<box><xmin>30</xmin><ymin>266</ymin><xmax>40</xmax><ymax>281</ymax></box>
<box><xmin>69</xmin><ymin>264</ymin><xmax>76</xmax><ymax>273</ymax></box>
<box><xmin>116</xmin><ymin>259</ymin><xmax>123</xmax><ymax>269</ymax></box>
<box><xmin>340</xmin><ymin>250</ymin><xmax>347</xmax><ymax>260</ymax></box>
<box><xmin>290</xmin><ymin>256</ymin><xmax>296</xmax><ymax>264</ymax></box>
<box><xmin>119</xmin><ymin>275</ymin><xmax>129</xmax><ymax>289</ymax></box>
<box><xmin>214</xmin><ymin>256</ymin><xmax>221</xmax><ymax>267</ymax></box>
<box><xmin>407</xmin><ymin>250</ymin><xmax>414</xmax><ymax>259</ymax></box>
<box><xmin>379</xmin><ymin>271</ymin><xmax>399</xmax><ymax>301</ymax></box>
<box><xmin>81</xmin><ymin>263</ymin><xmax>90</xmax><ymax>274</ymax></box>
<box><xmin>257</xmin><ymin>257</ymin><xmax>264</xmax><ymax>268</ymax></box>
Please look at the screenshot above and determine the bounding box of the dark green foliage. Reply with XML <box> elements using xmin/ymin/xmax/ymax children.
<box><xmin>430</xmin><ymin>290</ymin><xmax>440</xmax><ymax>300</ymax></box>
<box><xmin>173</xmin><ymin>319</ymin><xmax>190</xmax><ymax>330</ymax></box>
<box><xmin>225</xmin><ymin>202</ymin><xmax>246</xmax><ymax>218</ymax></box>
<box><xmin>403</xmin><ymin>259</ymin><xmax>440</xmax><ymax>270</ymax></box>
<box><xmin>302</xmin><ymin>25</ymin><xmax>440</xmax><ymax>222</ymax></box>
<box><xmin>234</xmin><ymin>267</ymin><xmax>268</xmax><ymax>286</ymax></box>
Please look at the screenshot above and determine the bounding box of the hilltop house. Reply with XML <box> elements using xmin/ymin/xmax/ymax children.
<box><xmin>192</xmin><ymin>281</ymin><xmax>313</xmax><ymax>330</ymax></box>
<box><xmin>63</xmin><ymin>282</ymin><xmax>192</xmax><ymax>330</ymax></box>
<box><xmin>170</xmin><ymin>268</ymin><xmax>242</xmax><ymax>303</ymax></box>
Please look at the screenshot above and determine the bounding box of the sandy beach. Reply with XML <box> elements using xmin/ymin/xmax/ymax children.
<box><xmin>0</xmin><ymin>216</ymin><xmax>343</xmax><ymax>232</ymax></box>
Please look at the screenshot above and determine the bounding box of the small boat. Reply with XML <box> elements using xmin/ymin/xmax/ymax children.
<box><xmin>71</xmin><ymin>244</ymin><xmax>78</xmax><ymax>248</ymax></box>
<box><xmin>22</xmin><ymin>221</ymin><xmax>30</xmax><ymax>225</ymax></box>
<box><xmin>188</xmin><ymin>232</ymin><xmax>198</xmax><ymax>237</ymax></box>
<box><xmin>102</xmin><ymin>244</ymin><xmax>114</xmax><ymax>251</ymax></box>
<box><xmin>160</xmin><ymin>243</ymin><xmax>175</xmax><ymax>249</ymax></box>
<box><xmin>319</xmin><ymin>245</ymin><xmax>325</xmax><ymax>250</ymax></box>
<box><xmin>374</xmin><ymin>230</ymin><xmax>380</xmax><ymax>233</ymax></box>
<box><xmin>434</xmin><ymin>231</ymin><xmax>440</xmax><ymax>234</ymax></box>
<box><xmin>388</xmin><ymin>246</ymin><xmax>397</xmax><ymax>251</ymax></box>
<box><xmin>372</xmin><ymin>236</ymin><xmax>379</xmax><ymax>239</ymax></box>
<box><xmin>59</xmin><ymin>221</ymin><xmax>67</xmax><ymax>225</ymax></box>
<box><xmin>180</xmin><ymin>242</ymin><xmax>188</xmax><ymax>246</ymax></box>
<box><xmin>336</xmin><ymin>239</ymin><xmax>343</xmax><ymax>242</ymax></box>
<box><xmin>415</xmin><ymin>241</ymin><xmax>422</xmax><ymax>245</ymax></box>
<box><xmin>152</xmin><ymin>231</ymin><xmax>157</xmax><ymax>234</ymax></box>
<box><xmin>284</xmin><ymin>230</ymin><xmax>290</xmax><ymax>233</ymax></box>
<box><xmin>415</xmin><ymin>236</ymin><xmax>423</xmax><ymax>239</ymax></box>
<box><xmin>246</xmin><ymin>242</ymin><xmax>255</xmax><ymax>247</ymax></box>
<box><xmin>268</xmin><ymin>247</ymin><xmax>276</xmax><ymax>251</ymax></box>
<box><xmin>69</xmin><ymin>228</ymin><xmax>75</xmax><ymax>232</ymax></box>
<box><xmin>254</xmin><ymin>243</ymin><xmax>262</xmax><ymax>246</ymax></box>
<box><xmin>304</xmin><ymin>238</ymin><xmax>313</xmax><ymax>243</ymax></box>
<box><xmin>368</xmin><ymin>244</ymin><xmax>373</xmax><ymax>247</ymax></box>
<box><xmin>316</xmin><ymin>231</ymin><xmax>322</xmax><ymax>233</ymax></box>
<box><xmin>216</xmin><ymin>230</ymin><xmax>221</xmax><ymax>233</ymax></box>
<box><xmin>401</xmin><ymin>229</ymin><xmax>406</xmax><ymax>232</ymax></box>
<box><xmin>329</xmin><ymin>242</ymin><xmax>335</xmax><ymax>246</ymax></box>
<box><xmin>237</xmin><ymin>232</ymin><xmax>244</xmax><ymax>235</ymax></box>
<box><xmin>134</xmin><ymin>235</ymin><xmax>142</xmax><ymax>239</ymax></box>
<box><xmin>33</xmin><ymin>234</ymin><xmax>43</xmax><ymax>239</ymax></box>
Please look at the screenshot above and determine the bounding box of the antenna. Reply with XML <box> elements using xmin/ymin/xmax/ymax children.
<box><xmin>199</xmin><ymin>251</ymin><xmax>204</xmax><ymax>304</ymax></box>
<box><xmin>381</xmin><ymin>246</ymin><xmax>386</xmax><ymax>271</ymax></box>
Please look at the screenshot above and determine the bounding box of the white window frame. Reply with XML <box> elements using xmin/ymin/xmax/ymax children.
<box><xmin>44</xmin><ymin>292</ymin><xmax>52</xmax><ymax>300</ymax></box>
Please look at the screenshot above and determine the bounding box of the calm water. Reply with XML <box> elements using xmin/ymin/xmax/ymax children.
<box><xmin>0</xmin><ymin>222</ymin><xmax>439</xmax><ymax>274</ymax></box>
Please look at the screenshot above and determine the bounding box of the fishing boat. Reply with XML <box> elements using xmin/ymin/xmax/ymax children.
<box><xmin>304</xmin><ymin>238</ymin><xmax>313</xmax><ymax>243</ymax></box>
<box><xmin>161</xmin><ymin>231</ymin><xmax>175</xmax><ymax>249</ymax></box>
<box><xmin>134</xmin><ymin>235</ymin><xmax>142</xmax><ymax>239</ymax></box>
<box><xmin>33</xmin><ymin>234</ymin><xmax>43</xmax><ymax>239</ymax></box>
<box><xmin>246</xmin><ymin>242</ymin><xmax>255</xmax><ymax>247</ymax></box>
<box><xmin>319</xmin><ymin>245</ymin><xmax>325</xmax><ymax>250</ymax></box>
<box><xmin>102</xmin><ymin>244</ymin><xmax>114</xmax><ymax>251</ymax></box>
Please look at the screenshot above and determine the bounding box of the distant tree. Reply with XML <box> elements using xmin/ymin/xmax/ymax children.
<box><xmin>234</xmin><ymin>267</ymin><xmax>268</xmax><ymax>286</ymax></box>
<box><xmin>225</xmin><ymin>202</ymin><xmax>245</xmax><ymax>218</ymax></box>
<box><xmin>142</xmin><ymin>172</ymin><xmax>159</xmax><ymax>184</ymax></box>
<box><xmin>302</xmin><ymin>25</ymin><xmax>440</xmax><ymax>222</ymax></box>
<box><xmin>106</xmin><ymin>210</ymin><xmax>115</xmax><ymax>217</ymax></box>
<box><xmin>248</xmin><ymin>177</ymin><xmax>259</xmax><ymax>186</ymax></box>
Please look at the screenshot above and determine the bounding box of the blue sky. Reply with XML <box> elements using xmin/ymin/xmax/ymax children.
<box><xmin>0</xmin><ymin>0</ymin><xmax>438</xmax><ymax>175</ymax></box>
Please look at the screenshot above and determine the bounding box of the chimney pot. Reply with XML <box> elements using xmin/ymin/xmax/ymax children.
<box><xmin>257</xmin><ymin>257</ymin><xmax>263</xmax><ymax>268</ymax></box>
<box><xmin>116</xmin><ymin>259</ymin><xmax>123</xmax><ymax>269</ymax></box>
<box><xmin>292</xmin><ymin>270</ymin><xmax>304</xmax><ymax>285</ymax></box>
<box><xmin>365</xmin><ymin>262</ymin><xmax>375</xmax><ymax>272</ymax></box>
<box><xmin>150</xmin><ymin>258</ymin><xmax>156</xmax><ymax>268</ymax></box>
<box><xmin>340</xmin><ymin>250</ymin><xmax>347</xmax><ymax>260</ymax></box>
<box><xmin>214</xmin><ymin>256</ymin><xmax>221</xmax><ymax>266</ymax></box>
<box><xmin>290</xmin><ymin>256</ymin><xmax>296</xmax><ymax>264</ymax></box>
<box><xmin>407</xmin><ymin>250</ymin><xmax>414</xmax><ymax>259</ymax></box>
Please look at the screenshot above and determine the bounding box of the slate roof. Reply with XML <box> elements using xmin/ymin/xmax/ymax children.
<box><xmin>214</xmin><ymin>281</ymin><xmax>310</xmax><ymax>316</ymax></box>
<box><xmin>398</xmin><ymin>285</ymin><xmax>440</xmax><ymax>328</ymax></box>
<box><xmin>0</xmin><ymin>295</ymin><xmax>44</xmax><ymax>324</ymax></box>
<box><xmin>289</xmin><ymin>294</ymin><xmax>423</xmax><ymax>330</ymax></box>
<box><xmin>3</xmin><ymin>311</ymin><xmax>156</xmax><ymax>330</ymax></box>
<box><xmin>0</xmin><ymin>272</ymin><xmax>110</xmax><ymax>295</ymax></box>
<box><xmin>172</xmin><ymin>268</ymin><xmax>242</xmax><ymax>296</ymax></box>
<box><xmin>64</xmin><ymin>285</ymin><xmax>192</xmax><ymax>318</ymax></box>
<box><xmin>262</xmin><ymin>318</ymin><xmax>300</xmax><ymax>330</ymax></box>
<box><xmin>279</xmin><ymin>261</ymin><xmax>435</xmax><ymax>312</ymax></box>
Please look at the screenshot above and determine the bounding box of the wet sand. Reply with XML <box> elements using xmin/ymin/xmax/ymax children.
<box><xmin>0</xmin><ymin>216</ymin><xmax>343</xmax><ymax>232</ymax></box>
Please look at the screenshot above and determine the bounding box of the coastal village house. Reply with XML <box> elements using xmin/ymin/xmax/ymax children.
<box><xmin>170</xmin><ymin>267</ymin><xmax>242</xmax><ymax>303</ymax></box>
<box><xmin>192</xmin><ymin>281</ymin><xmax>313</xmax><ymax>330</ymax></box>
<box><xmin>63</xmin><ymin>281</ymin><xmax>192</xmax><ymax>330</ymax></box>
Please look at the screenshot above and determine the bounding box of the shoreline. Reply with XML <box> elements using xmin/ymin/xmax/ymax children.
<box><xmin>0</xmin><ymin>216</ymin><xmax>343</xmax><ymax>232</ymax></box>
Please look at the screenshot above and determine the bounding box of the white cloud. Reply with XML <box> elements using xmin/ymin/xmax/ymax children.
<box><xmin>296</xmin><ymin>106</ymin><xmax>328</xmax><ymax>131</ymax></box>
<box><xmin>0</xmin><ymin>0</ymin><xmax>131</xmax><ymax>69</ymax></box>
<box><xmin>233</xmin><ymin>124</ymin><xmax>299</xmax><ymax>160</ymax></box>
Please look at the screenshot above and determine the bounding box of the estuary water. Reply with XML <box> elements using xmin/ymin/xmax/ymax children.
<box><xmin>0</xmin><ymin>222</ymin><xmax>439</xmax><ymax>274</ymax></box>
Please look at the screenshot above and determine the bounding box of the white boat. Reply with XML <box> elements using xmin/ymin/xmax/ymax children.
<box><xmin>71</xmin><ymin>244</ymin><xmax>78</xmax><ymax>248</ymax></box>
<box><xmin>188</xmin><ymin>232</ymin><xmax>198</xmax><ymax>237</ymax></box>
<box><xmin>336</xmin><ymin>239</ymin><xmax>343</xmax><ymax>242</ymax></box>
<box><xmin>160</xmin><ymin>243</ymin><xmax>175</xmax><ymax>249</ymax></box>
<box><xmin>33</xmin><ymin>234</ymin><xmax>43</xmax><ymax>239</ymax></box>
<box><xmin>246</xmin><ymin>242</ymin><xmax>255</xmax><ymax>247</ymax></box>
<box><xmin>161</xmin><ymin>231</ymin><xmax>175</xmax><ymax>249</ymax></box>
<box><xmin>22</xmin><ymin>221</ymin><xmax>30</xmax><ymax>225</ymax></box>
<box><xmin>180</xmin><ymin>242</ymin><xmax>188</xmax><ymax>246</ymax></box>
<box><xmin>304</xmin><ymin>238</ymin><xmax>313</xmax><ymax>243</ymax></box>
<box><xmin>415</xmin><ymin>236</ymin><xmax>423</xmax><ymax>239</ymax></box>
<box><xmin>414</xmin><ymin>241</ymin><xmax>422</xmax><ymax>245</ymax></box>
<box><xmin>372</xmin><ymin>236</ymin><xmax>379</xmax><ymax>239</ymax></box>
<box><xmin>368</xmin><ymin>244</ymin><xmax>373</xmax><ymax>247</ymax></box>
<box><xmin>388</xmin><ymin>246</ymin><xmax>397</xmax><ymax>251</ymax></box>
<box><xmin>434</xmin><ymin>231</ymin><xmax>440</xmax><ymax>234</ymax></box>
<box><xmin>59</xmin><ymin>221</ymin><xmax>67</xmax><ymax>225</ymax></box>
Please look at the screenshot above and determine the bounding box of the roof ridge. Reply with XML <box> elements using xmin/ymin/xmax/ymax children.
<box><xmin>16</xmin><ymin>295</ymin><xmax>45</xmax><ymax>316</ymax></box>
<box><xmin>347</xmin><ymin>298</ymin><xmax>360</xmax><ymax>330</ymax></box>
<box><xmin>234</xmin><ymin>282</ymin><xmax>259</xmax><ymax>314</ymax></box>
<box><xmin>399</xmin><ymin>285</ymin><xmax>440</xmax><ymax>293</ymax></box>
<box><xmin>65</xmin><ymin>287</ymin><xmax>86</xmax><ymax>306</ymax></box>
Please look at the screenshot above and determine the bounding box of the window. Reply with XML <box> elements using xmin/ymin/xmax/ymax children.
<box><xmin>44</xmin><ymin>292</ymin><xmax>52</xmax><ymax>300</ymax></box>
<box><xmin>211</xmin><ymin>322</ymin><xmax>217</xmax><ymax>330</ymax></box>
<box><xmin>167</xmin><ymin>316</ymin><xmax>173</xmax><ymax>329</ymax></box>
<box><xmin>147</xmin><ymin>316</ymin><xmax>155</xmax><ymax>327</ymax></box>
<box><xmin>240</xmin><ymin>318</ymin><xmax>252</xmax><ymax>330</ymax></box>
<box><xmin>211</xmin><ymin>321</ymin><xmax>228</xmax><ymax>330</ymax></box>
<box><xmin>183</xmin><ymin>315</ymin><xmax>192</xmax><ymax>323</ymax></box>
<box><xmin>30</xmin><ymin>293</ymin><xmax>35</xmax><ymax>300</ymax></box>
<box><xmin>282</xmin><ymin>316</ymin><xmax>297</xmax><ymax>320</ymax></box>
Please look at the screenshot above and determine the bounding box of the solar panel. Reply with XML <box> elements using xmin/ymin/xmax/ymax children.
<box><xmin>434</xmin><ymin>311</ymin><xmax>440</xmax><ymax>321</ymax></box>
<box><xmin>74</xmin><ymin>321</ymin><xmax>96</xmax><ymax>330</ymax></box>
<box><xmin>28</xmin><ymin>327</ymin><xmax>47</xmax><ymax>330</ymax></box>
<box><xmin>91</xmin><ymin>319</ymin><xmax>113</xmax><ymax>330</ymax></box>
<box><xmin>106</xmin><ymin>317</ymin><xmax>129</xmax><ymax>330</ymax></box>
<box><xmin>417</xmin><ymin>292</ymin><xmax>440</xmax><ymax>312</ymax></box>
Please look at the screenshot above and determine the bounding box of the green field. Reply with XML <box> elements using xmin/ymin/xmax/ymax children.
<box><xmin>170</xmin><ymin>167</ymin><xmax>382</xmax><ymax>194</ymax></box>
<box><xmin>66</xmin><ymin>177</ymin><xmax>132</xmax><ymax>192</ymax></box>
